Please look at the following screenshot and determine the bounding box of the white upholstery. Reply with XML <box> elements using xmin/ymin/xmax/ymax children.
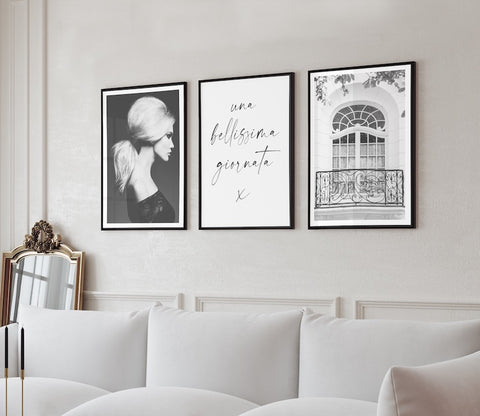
<box><xmin>0</xmin><ymin>377</ymin><xmax>108</xmax><ymax>416</ymax></box>
<box><xmin>146</xmin><ymin>305</ymin><xmax>303</xmax><ymax>405</ymax></box>
<box><xmin>377</xmin><ymin>351</ymin><xmax>480</xmax><ymax>416</ymax></box>
<box><xmin>237</xmin><ymin>397</ymin><xmax>377</xmax><ymax>416</ymax></box>
<box><xmin>63</xmin><ymin>386</ymin><xmax>258</xmax><ymax>416</ymax></box>
<box><xmin>17</xmin><ymin>304</ymin><xmax>149</xmax><ymax>392</ymax></box>
<box><xmin>299</xmin><ymin>313</ymin><xmax>480</xmax><ymax>402</ymax></box>
<box><xmin>10</xmin><ymin>306</ymin><xmax>480</xmax><ymax>415</ymax></box>
<box><xmin>0</xmin><ymin>323</ymin><xmax>19</xmax><ymax>378</ymax></box>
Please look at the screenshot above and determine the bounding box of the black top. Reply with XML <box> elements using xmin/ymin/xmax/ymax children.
<box><xmin>126</xmin><ymin>189</ymin><xmax>175</xmax><ymax>223</ymax></box>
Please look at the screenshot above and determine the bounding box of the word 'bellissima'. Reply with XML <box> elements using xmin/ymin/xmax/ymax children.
<box><xmin>210</xmin><ymin>118</ymin><xmax>279</xmax><ymax>146</ymax></box>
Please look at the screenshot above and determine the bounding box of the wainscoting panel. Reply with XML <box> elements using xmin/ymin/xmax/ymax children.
<box><xmin>195</xmin><ymin>295</ymin><xmax>340</xmax><ymax>316</ymax></box>
<box><xmin>355</xmin><ymin>300</ymin><xmax>480</xmax><ymax>321</ymax></box>
<box><xmin>0</xmin><ymin>0</ymin><xmax>46</xmax><ymax>253</ymax></box>
<box><xmin>83</xmin><ymin>291</ymin><xmax>183</xmax><ymax>312</ymax></box>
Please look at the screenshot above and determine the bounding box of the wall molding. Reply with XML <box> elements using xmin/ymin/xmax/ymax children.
<box><xmin>0</xmin><ymin>0</ymin><xmax>46</xmax><ymax>253</ymax></box>
<box><xmin>83</xmin><ymin>291</ymin><xmax>183</xmax><ymax>311</ymax></box>
<box><xmin>195</xmin><ymin>295</ymin><xmax>339</xmax><ymax>316</ymax></box>
<box><xmin>355</xmin><ymin>299</ymin><xmax>480</xmax><ymax>320</ymax></box>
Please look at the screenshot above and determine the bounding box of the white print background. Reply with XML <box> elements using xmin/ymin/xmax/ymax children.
<box><xmin>201</xmin><ymin>75</ymin><xmax>291</xmax><ymax>227</ymax></box>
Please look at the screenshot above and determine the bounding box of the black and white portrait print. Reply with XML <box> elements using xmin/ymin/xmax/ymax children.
<box><xmin>102</xmin><ymin>83</ymin><xmax>186</xmax><ymax>230</ymax></box>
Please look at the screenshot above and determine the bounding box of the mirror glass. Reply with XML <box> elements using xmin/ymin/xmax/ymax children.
<box><xmin>9</xmin><ymin>255</ymin><xmax>77</xmax><ymax>322</ymax></box>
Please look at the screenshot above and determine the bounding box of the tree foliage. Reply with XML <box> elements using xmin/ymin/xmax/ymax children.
<box><xmin>314</xmin><ymin>69</ymin><xmax>406</xmax><ymax>116</ymax></box>
<box><xmin>362</xmin><ymin>70</ymin><xmax>405</xmax><ymax>92</ymax></box>
<box><xmin>315</xmin><ymin>70</ymin><xmax>405</xmax><ymax>101</ymax></box>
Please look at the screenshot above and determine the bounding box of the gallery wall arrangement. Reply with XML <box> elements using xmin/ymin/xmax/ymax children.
<box><xmin>100</xmin><ymin>62</ymin><xmax>415</xmax><ymax>231</ymax></box>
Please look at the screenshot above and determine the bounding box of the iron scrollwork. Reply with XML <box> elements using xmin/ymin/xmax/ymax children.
<box><xmin>315</xmin><ymin>169</ymin><xmax>404</xmax><ymax>208</ymax></box>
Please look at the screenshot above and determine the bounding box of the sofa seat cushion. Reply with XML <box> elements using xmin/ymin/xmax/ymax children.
<box><xmin>63</xmin><ymin>386</ymin><xmax>258</xmax><ymax>416</ymax></box>
<box><xmin>377</xmin><ymin>351</ymin><xmax>480</xmax><ymax>416</ymax></box>
<box><xmin>0</xmin><ymin>377</ymin><xmax>109</xmax><ymax>416</ymax></box>
<box><xmin>299</xmin><ymin>313</ymin><xmax>480</xmax><ymax>402</ymax></box>
<box><xmin>238</xmin><ymin>397</ymin><xmax>377</xmax><ymax>416</ymax></box>
<box><xmin>17</xmin><ymin>305</ymin><xmax>149</xmax><ymax>392</ymax></box>
<box><xmin>146</xmin><ymin>306</ymin><xmax>302</xmax><ymax>405</ymax></box>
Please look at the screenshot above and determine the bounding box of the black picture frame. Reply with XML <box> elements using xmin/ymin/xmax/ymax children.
<box><xmin>101</xmin><ymin>82</ymin><xmax>187</xmax><ymax>230</ymax></box>
<box><xmin>199</xmin><ymin>72</ymin><xmax>294</xmax><ymax>229</ymax></box>
<box><xmin>308</xmin><ymin>62</ymin><xmax>415</xmax><ymax>229</ymax></box>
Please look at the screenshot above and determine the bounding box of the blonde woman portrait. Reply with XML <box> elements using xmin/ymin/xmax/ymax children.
<box><xmin>102</xmin><ymin>84</ymin><xmax>186</xmax><ymax>230</ymax></box>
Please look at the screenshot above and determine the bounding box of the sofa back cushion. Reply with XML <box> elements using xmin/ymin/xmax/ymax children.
<box><xmin>299</xmin><ymin>313</ymin><xmax>480</xmax><ymax>402</ymax></box>
<box><xmin>17</xmin><ymin>305</ymin><xmax>149</xmax><ymax>392</ymax></box>
<box><xmin>146</xmin><ymin>306</ymin><xmax>303</xmax><ymax>405</ymax></box>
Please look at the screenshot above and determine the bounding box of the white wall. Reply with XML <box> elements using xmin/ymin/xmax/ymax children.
<box><xmin>2</xmin><ymin>0</ymin><xmax>480</xmax><ymax>317</ymax></box>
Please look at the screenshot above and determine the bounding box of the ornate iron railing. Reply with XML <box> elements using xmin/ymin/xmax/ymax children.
<box><xmin>315</xmin><ymin>169</ymin><xmax>404</xmax><ymax>208</ymax></box>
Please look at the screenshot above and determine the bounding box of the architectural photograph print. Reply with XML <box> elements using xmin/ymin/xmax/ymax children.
<box><xmin>308</xmin><ymin>62</ymin><xmax>415</xmax><ymax>229</ymax></box>
<box><xmin>101</xmin><ymin>83</ymin><xmax>186</xmax><ymax>230</ymax></box>
<box><xmin>199</xmin><ymin>73</ymin><xmax>294</xmax><ymax>229</ymax></box>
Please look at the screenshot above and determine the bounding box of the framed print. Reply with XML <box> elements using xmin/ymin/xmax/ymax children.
<box><xmin>308</xmin><ymin>62</ymin><xmax>415</xmax><ymax>229</ymax></box>
<box><xmin>199</xmin><ymin>73</ymin><xmax>294</xmax><ymax>229</ymax></box>
<box><xmin>101</xmin><ymin>82</ymin><xmax>186</xmax><ymax>230</ymax></box>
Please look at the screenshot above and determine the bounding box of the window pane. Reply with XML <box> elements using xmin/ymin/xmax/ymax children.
<box><xmin>333</xmin><ymin>145</ymin><xmax>339</xmax><ymax>156</ymax></box>
<box><xmin>369</xmin><ymin>135</ymin><xmax>376</xmax><ymax>143</ymax></box>
<box><xmin>378</xmin><ymin>137</ymin><xmax>385</xmax><ymax>143</ymax></box>
<box><xmin>32</xmin><ymin>278</ymin><xmax>41</xmax><ymax>307</ymax></box>
<box><xmin>378</xmin><ymin>143</ymin><xmax>385</xmax><ymax>155</ymax></box>
<box><xmin>332</xmin><ymin>105</ymin><xmax>386</xmax><ymax>132</ymax></box>
<box><xmin>368</xmin><ymin>156</ymin><xmax>375</xmax><ymax>168</ymax></box>
<box><xmin>340</xmin><ymin>136</ymin><xmax>347</xmax><ymax>144</ymax></box>
<box><xmin>349</xmin><ymin>133</ymin><xmax>355</xmax><ymax>143</ymax></box>
<box><xmin>360</xmin><ymin>133</ymin><xmax>367</xmax><ymax>143</ymax></box>
<box><xmin>19</xmin><ymin>276</ymin><xmax>33</xmax><ymax>305</ymax></box>
<box><xmin>348</xmin><ymin>144</ymin><xmax>355</xmax><ymax>155</ymax></box>
<box><xmin>340</xmin><ymin>158</ymin><xmax>347</xmax><ymax>168</ymax></box>
<box><xmin>333</xmin><ymin>138</ymin><xmax>339</xmax><ymax>144</ymax></box>
<box><xmin>340</xmin><ymin>145</ymin><xmax>347</xmax><ymax>156</ymax></box>
<box><xmin>333</xmin><ymin>158</ymin><xmax>339</xmax><ymax>169</ymax></box>
<box><xmin>22</xmin><ymin>257</ymin><xmax>35</xmax><ymax>273</ymax></box>
<box><xmin>360</xmin><ymin>144</ymin><xmax>367</xmax><ymax>155</ymax></box>
<box><xmin>360</xmin><ymin>156</ymin><xmax>367</xmax><ymax>168</ymax></box>
<box><xmin>378</xmin><ymin>156</ymin><xmax>385</xmax><ymax>168</ymax></box>
<box><xmin>368</xmin><ymin>144</ymin><xmax>376</xmax><ymax>155</ymax></box>
<box><xmin>348</xmin><ymin>158</ymin><xmax>355</xmax><ymax>168</ymax></box>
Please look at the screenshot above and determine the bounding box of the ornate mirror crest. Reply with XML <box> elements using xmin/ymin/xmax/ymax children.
<box><xmin>24</xmin><ymin>220</ymin><xmax>62</xmax><ymax>253</ymax></box>
<box><xmin>1</xmin><ymin>221</ymin><xmax>85</xmax><ymax>325</ymax></box>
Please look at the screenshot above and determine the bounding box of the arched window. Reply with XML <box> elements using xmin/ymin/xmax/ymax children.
<box><xmin>331</xmin><ymin>104</ymin><xmax>386</xmax><ymax>170</ymax></box>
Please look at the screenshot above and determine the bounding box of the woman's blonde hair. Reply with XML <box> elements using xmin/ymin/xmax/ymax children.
<box><xmin>112</xmin><ymin>96</ymin><xmax>174</xmax><ymax>193</ymax></box>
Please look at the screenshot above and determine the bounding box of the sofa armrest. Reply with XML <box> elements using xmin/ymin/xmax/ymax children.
<box><xmin>377</xmin><ymin>351</ymin><xmax>480</xmax><ymax>416</ymax></box>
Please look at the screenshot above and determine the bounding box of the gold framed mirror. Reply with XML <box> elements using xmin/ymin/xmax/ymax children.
<box><xmin>0</xmin><ymin>220</ymin><xmax>85</xmax><ymax>325</ymax></box>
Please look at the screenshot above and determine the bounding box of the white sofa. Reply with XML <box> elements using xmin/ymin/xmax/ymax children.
<box><xmin>1</xmin><ymin>304</ymin><xmax>479</xmax><ymax>415</ymax></box>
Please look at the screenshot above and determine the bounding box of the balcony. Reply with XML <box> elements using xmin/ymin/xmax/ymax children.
<box><xmin>315</xmin><ymin>169</ymin><xmax>404</xmax><ymax>208</ymax></box>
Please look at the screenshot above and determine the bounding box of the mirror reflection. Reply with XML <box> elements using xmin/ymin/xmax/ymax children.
<box><xmin>9</xmin><ymin>255</ymin><xmax>77</xmax><ymax>322</ymax></box>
